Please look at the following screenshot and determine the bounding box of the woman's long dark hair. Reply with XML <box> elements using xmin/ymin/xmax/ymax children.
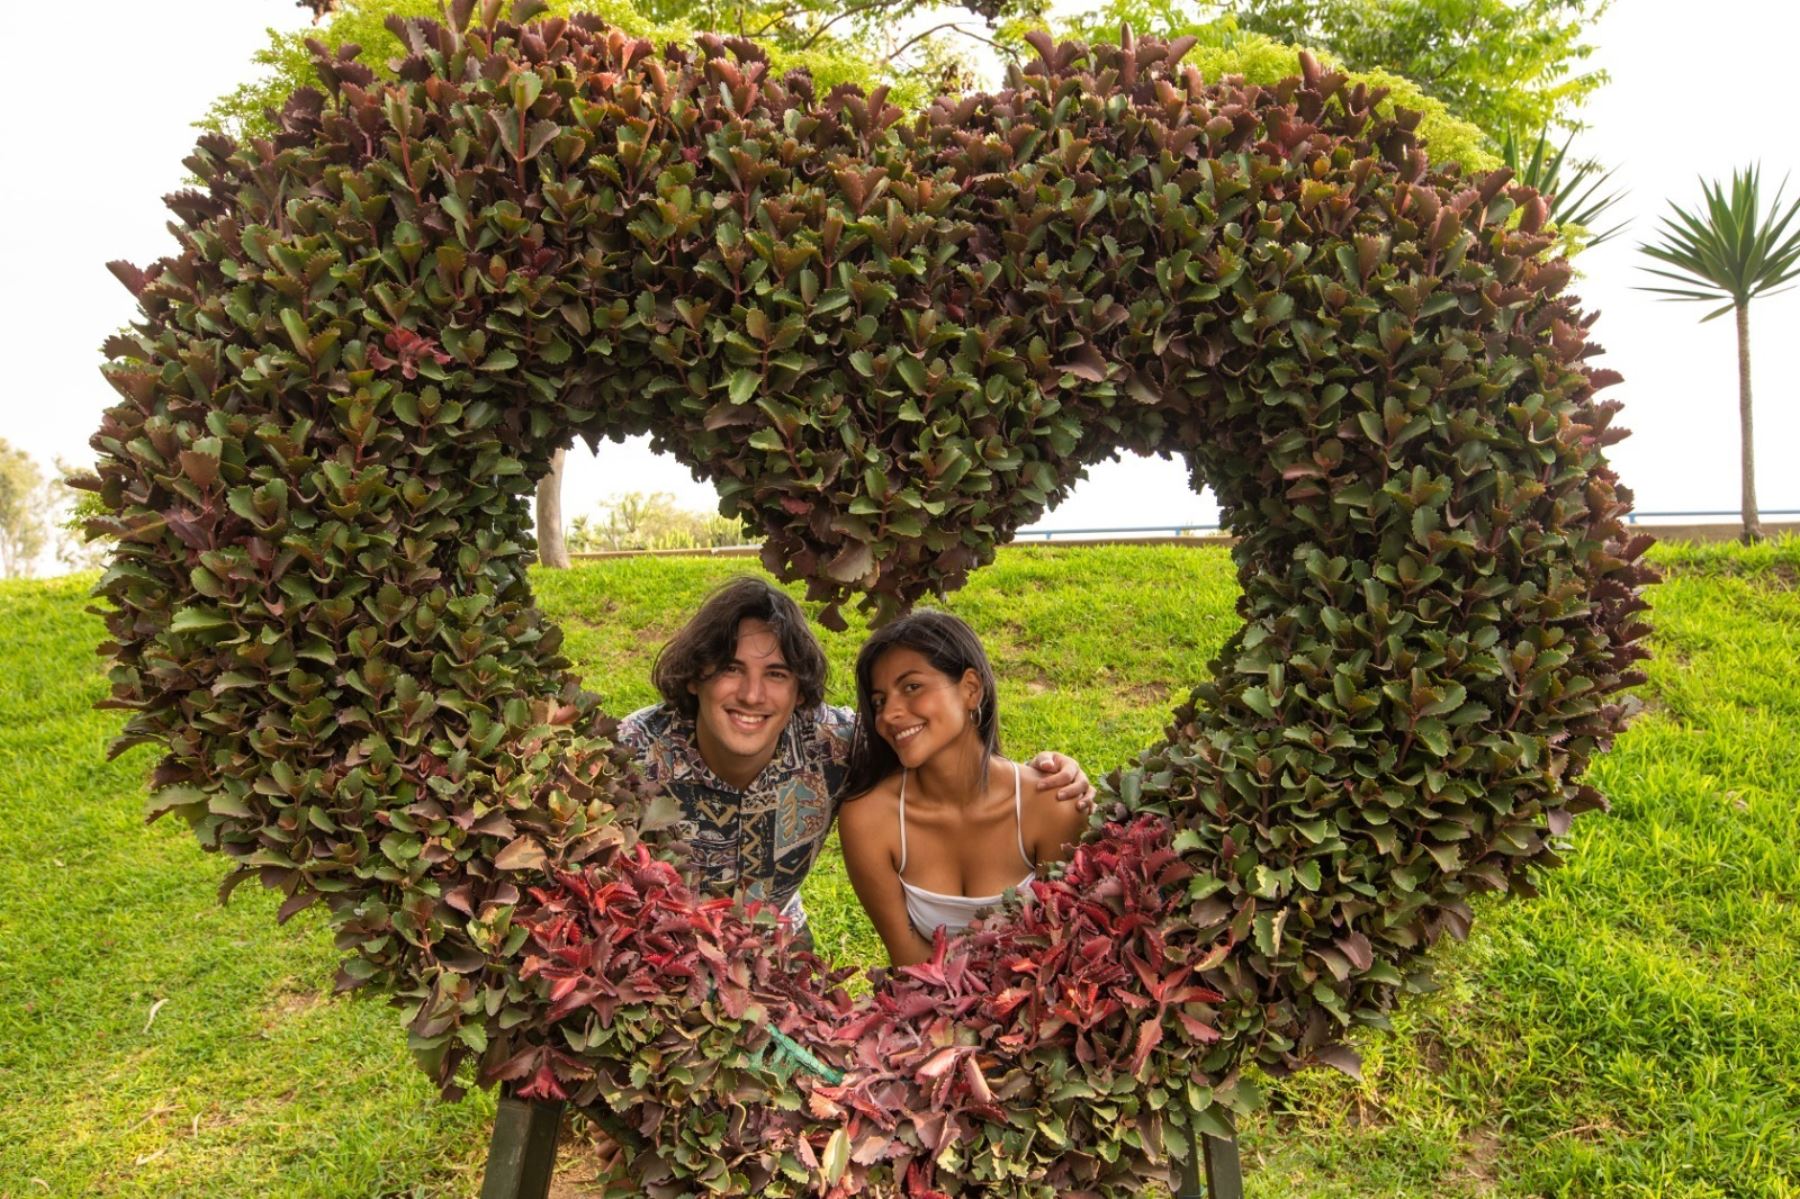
<box><xmin>840</xmin><ymin>609</ymin><xmax>1000</xmax><ymax>802</ymax></box>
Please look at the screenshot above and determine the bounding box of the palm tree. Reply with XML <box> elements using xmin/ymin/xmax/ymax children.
<box><xmin>1501</xmin><ymin>127</ymin><xmax>1626</xmax><ymax>250</ymax></box>
<box><xmin>1638</xmin><ymin>165</ymin><xmax>1800</xmax><ymax>543</ymax></box>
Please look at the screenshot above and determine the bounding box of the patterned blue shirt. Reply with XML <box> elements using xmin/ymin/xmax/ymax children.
<box><xmin>616</xmin><ymin>702</ymin><xmax>856</xmax><ymax>920</ymax></box>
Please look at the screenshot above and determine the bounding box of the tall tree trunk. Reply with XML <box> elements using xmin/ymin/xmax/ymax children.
<box><xmin>536</xmin><ymin>448</ymin><xmax>571</xmax><ymax>568</ymax></box>
<box><xmin>1735</xmin><ymin>303</ymin><xmax>1762</xmax><ymax>544</ymax></box>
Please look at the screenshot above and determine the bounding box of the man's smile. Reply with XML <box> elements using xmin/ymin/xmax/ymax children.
<box><xmin>725</xmin><ymin>708</ymin><xmax>774</xmax><ymax>732</ymax></box>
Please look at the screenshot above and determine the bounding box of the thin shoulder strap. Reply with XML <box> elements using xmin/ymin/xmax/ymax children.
<box><xmin>1012</xmin><ymin>761</ymin><xmax>1034</xmax><ymax>871</ymax></box>
<box><xmin>897</xmin><ymin>769</ymin><xmax>909</xmax><ymax>875</ymax></box>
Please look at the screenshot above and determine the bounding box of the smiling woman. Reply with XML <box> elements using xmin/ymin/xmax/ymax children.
<box><xmin>837</xmin><ymin>610</ymin><xmax>1090</xmax><ymax>967</ymax></box>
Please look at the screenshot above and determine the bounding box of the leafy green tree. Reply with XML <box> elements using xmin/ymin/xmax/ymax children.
<box><xmin>46</xmin><ymin>459</ymin><xmax>109</xmax><ymax>572</ymax></box>
<box><xmin>1143</xmin><ymin>0</ymin><xmax>1608</xmax><ymax>137</ymax></box>
<box><xmin>568</xmin><ymin>492</ymin><xmax>755</xmax><ymax>551</ymax></box>
<box><xmin>0</xmin><ymin>440</ymin><xmax>48</xmax><ymax>578</ymax></box>
<box><xmin>1639</xmin><ymin>166</ymin><xmax>1800</xmax><ymax>544</ymax></box>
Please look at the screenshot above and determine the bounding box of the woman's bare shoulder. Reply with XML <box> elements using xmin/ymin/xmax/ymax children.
<box><xmin>838</xmin><ymin>775</ymin><xmax>902</xmax><ymax>833</ymax></box>
<box><xmin>1015</xmin><ymin>758</ymin><xmax>1088</xmax><ymax>856</ymax></box>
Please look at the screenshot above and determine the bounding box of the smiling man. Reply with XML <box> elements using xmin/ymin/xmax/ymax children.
<box><xmin>616</xmin><ymin>576</ymin><xmax>1094</xmax><ymax>944</ymax></box>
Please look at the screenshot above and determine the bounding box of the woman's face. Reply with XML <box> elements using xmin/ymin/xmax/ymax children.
<box><xmin>867</xmin><ymin>646</ymin><xmax>982</xmax><ymax>769</ymax></box>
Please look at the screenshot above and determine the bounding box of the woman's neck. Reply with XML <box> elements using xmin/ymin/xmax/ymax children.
<box><xmin>909</xmin><ymin>731</ymin><xmax>998</xmax><ymax>810</ymax></box>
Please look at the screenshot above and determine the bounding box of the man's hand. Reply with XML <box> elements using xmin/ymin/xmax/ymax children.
<box><xmin>1031</xmin><ymin>751</ymin><xmax>1096</xmax><ymax>814</ymax></box>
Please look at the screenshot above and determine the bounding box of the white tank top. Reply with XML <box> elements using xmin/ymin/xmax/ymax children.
<box><xmin>897</xmin><ymin>761</ymin><xmax>1036</xmax><ymax>938</ymax></box>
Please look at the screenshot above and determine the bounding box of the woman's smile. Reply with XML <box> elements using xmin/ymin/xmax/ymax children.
<box><xmin>887</xmin><ymin>719</ymin><xmax>928</xmax><ymax>755</ymax></box>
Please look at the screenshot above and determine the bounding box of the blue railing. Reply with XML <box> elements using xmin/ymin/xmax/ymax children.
<box><xmin>1017</xmin><ymin>510</ymin><xmax>1800</xmax><ymax>541</ymax></box>
<box><xmin>1020</xmin><ymin>523</ymin><xmax>1223</xmax><ymax>540</ymax></box>
<box><xmin>1624</xmin><ymin>509</ymin><xmax>1800</xmax><ymax>524</ymax></box>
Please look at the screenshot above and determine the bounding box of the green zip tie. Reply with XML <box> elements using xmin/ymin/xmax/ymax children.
<box><xmin>764</xmin><ymin>1026</ymin><xmax>844</xmax><ymax>1085</ymax></box>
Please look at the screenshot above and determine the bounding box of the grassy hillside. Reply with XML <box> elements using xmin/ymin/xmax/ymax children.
<box><xmin>1</xmin><ymin>542</ymin><xmax>1796</xmax><ymax>1197</ymax></box>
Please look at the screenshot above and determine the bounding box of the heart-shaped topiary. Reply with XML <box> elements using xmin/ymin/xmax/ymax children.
<box><xmin>86</xmin><ymin>7</ymin><xmax>1653</xmax><ymax>1195</ymax></box>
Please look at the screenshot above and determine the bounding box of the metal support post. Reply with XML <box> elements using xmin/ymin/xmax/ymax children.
<box><xmin>479</xmin><ymin>1094</ymin><xmax>565</xmax><ymax>1199</ymax></box>
<box><xmin>1171</xmin><ymin>1117</ymin><xmax>1243</xmax><ymax>1199</ymax></box>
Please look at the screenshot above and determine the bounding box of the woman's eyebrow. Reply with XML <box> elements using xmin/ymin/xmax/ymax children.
<box><xmin>871</xmin><ymin>668</ymin><xmax>925</xmax><ymax>699</ymax></box>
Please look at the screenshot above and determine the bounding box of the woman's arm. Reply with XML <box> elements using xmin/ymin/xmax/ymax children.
<box><xmin>837</xmin><ymin>788</ymin><xmax>935</xmax><ymax>967</ymax></box>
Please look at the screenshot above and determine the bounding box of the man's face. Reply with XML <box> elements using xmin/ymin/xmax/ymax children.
<box><xmin>689</xmin><ymin>618</ymin><xmax>800</xmax><ymax>785</ymax></box>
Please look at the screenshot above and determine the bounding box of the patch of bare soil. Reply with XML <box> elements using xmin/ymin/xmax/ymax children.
<box><xmin>550</xmin><ymin>1115</ymin><xmax>621</xmax><ymax>1198</ymax></box>
<box><xmin>1119</xmin><ymin>679</ymin><xmax>1173</xmax><ymax>705</ymax></box>
<box><xmin>1450</xmin><ymin>1124</ymin><xmax>1503</xmax><ymax>1195</ymax></box>
<box><xmin>260</xmin><ymin>980</ymin><xmax>325</xmax><ymax>1029</ymax></box>
<box><xmin>552</xmin><ymin>599</ymin><xmax>623</xmax><ymax>628</ymax></box>
<box><xmin>1093</xmin><ymin>664</ymin><xmax>1174</xmax><ymax>706</ymax></box>
<box><xmin>1344</xmin><ymin>1086</ymin><xmax>1393</xmax><ymax>1131</ymax></box>
<box><xmin>1413</xmin><ymin>1027</ymin><xmax>1450</xmax><ymax>1076</ymax></box>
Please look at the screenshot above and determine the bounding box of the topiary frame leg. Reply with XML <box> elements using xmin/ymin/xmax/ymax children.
<box><xmin>1203</xmin><ymin>1130</ymin><xmax>1244</xmax><ymax>1199</ymax></box>
<box><xmin>1172</xmin><ymin>1116</ymin><xmax>1243</xmax><ymax>1199</ymax></box>
<box><xmin>480</xmin><ymin>1094</ymin><xmax>564</xmax><ymax>1199</ymax></box>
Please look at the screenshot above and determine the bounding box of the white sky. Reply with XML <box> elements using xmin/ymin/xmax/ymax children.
<box><xmin>5</xmin><ymin>0</ymin><xmax>1796</xmax><ymax>561</ymax></box>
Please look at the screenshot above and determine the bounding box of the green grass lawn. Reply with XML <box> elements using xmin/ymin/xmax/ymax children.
<box><xmin>2</xmin><ymin>541</ymin><xmax>1796</xmax><ymax>1197</ymax></box>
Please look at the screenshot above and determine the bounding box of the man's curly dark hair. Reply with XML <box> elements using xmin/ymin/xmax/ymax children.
<box><xmin>650</xmin><ymin>576</ymin><xmax>829</xmax><ymax>718</ymax></box>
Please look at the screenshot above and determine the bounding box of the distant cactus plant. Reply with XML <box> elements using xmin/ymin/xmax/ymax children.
<box><xmin>87</xmin><ymin>9</ymin><xmax>1650</xmax><ymax>1194</ymax></box>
